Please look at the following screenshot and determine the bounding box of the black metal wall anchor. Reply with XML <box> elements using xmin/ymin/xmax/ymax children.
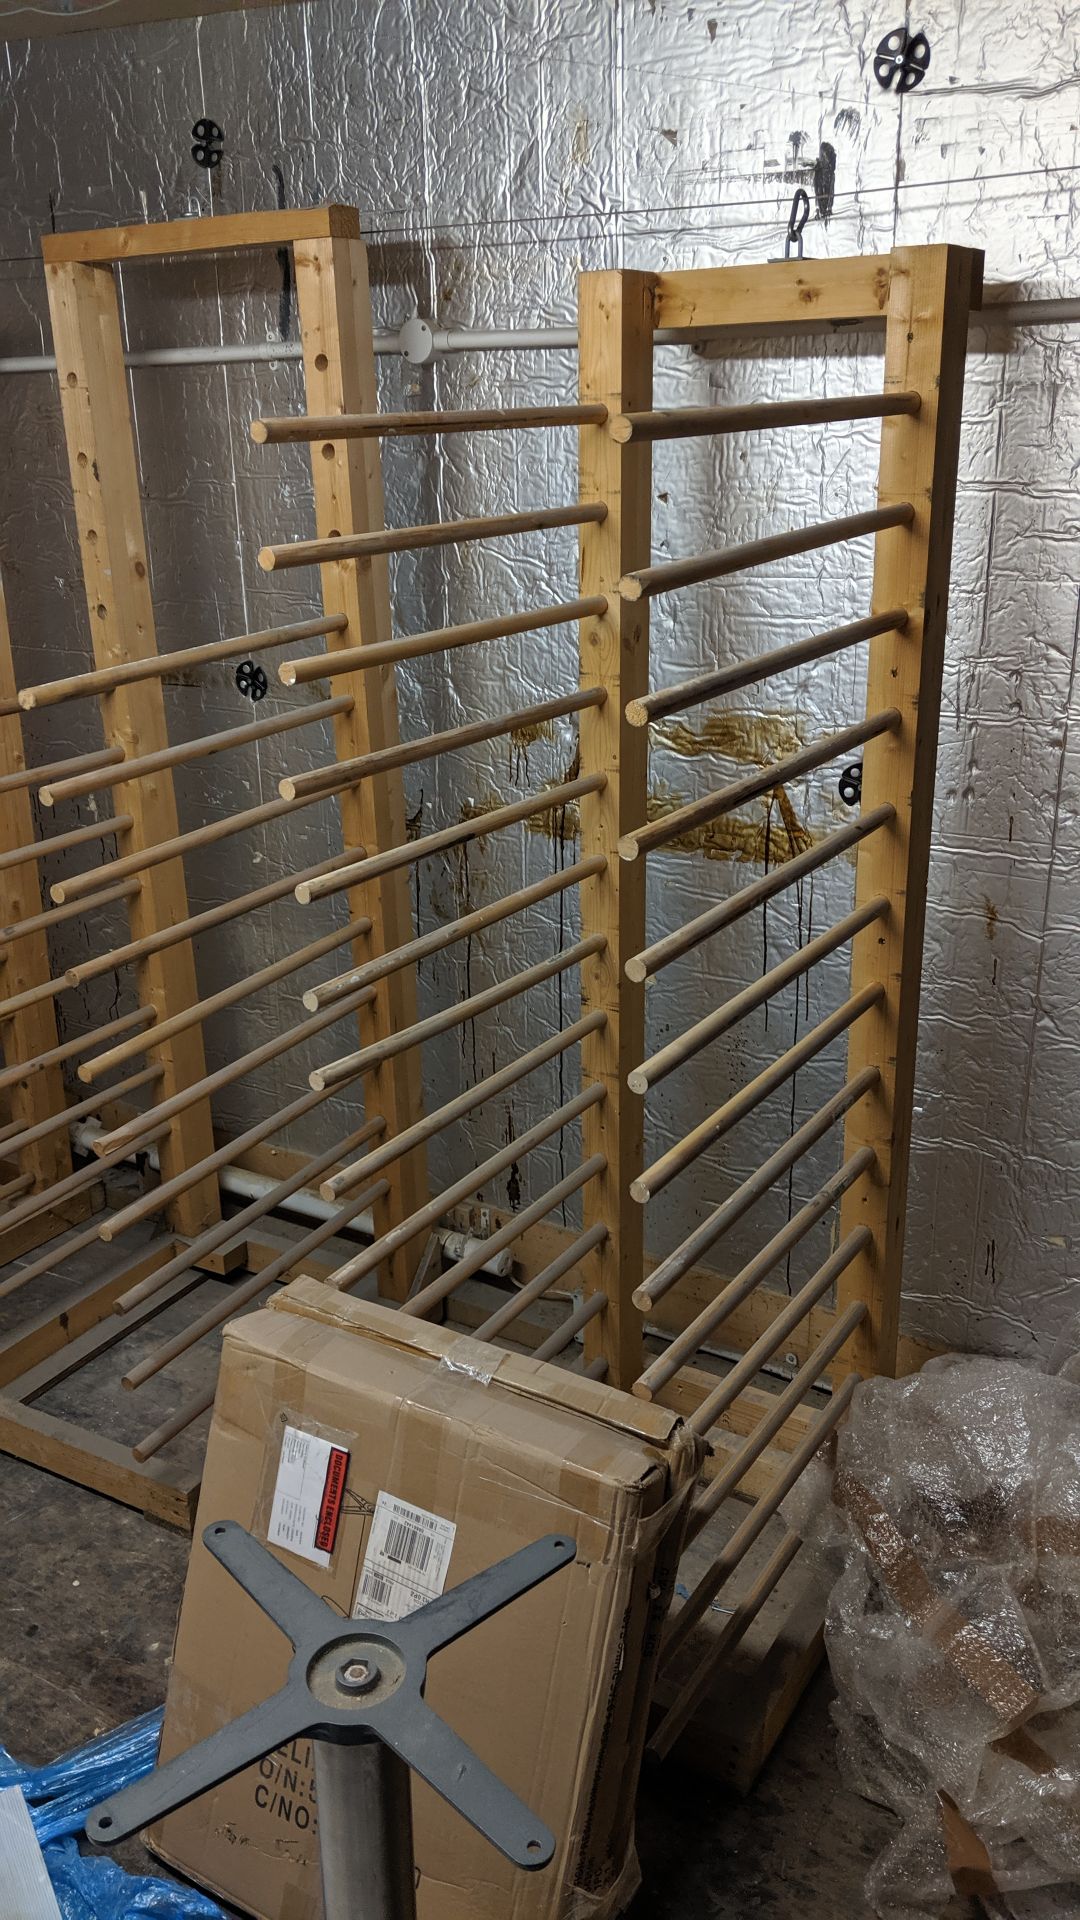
<box><xmin>191</xmin><ymin>118</ymin><xmax>224</xmax><ymax>168</ymax></box>
<box><xmin>235</xmin><ymin>659</ymin><xmax>268</xmax><ymax>701</ymax></box>
<box><xmin>839</xmin><ymin>762</ymin><xmax>863</xmax><ymax>806</ymax></box>
<box><xmin>874</xmin><ymin>27</ymin><xmax>931</xmax><ymax>93</ymax></box>
<box><xmin>88</xmin><ymin>1522</ymin><xmax>575</xmax><ymax>1920</ymax></box>
<box><xmin>785</xmin><ymin>188</ymin><xmax>811</xmax><ymax>260</ymax></box>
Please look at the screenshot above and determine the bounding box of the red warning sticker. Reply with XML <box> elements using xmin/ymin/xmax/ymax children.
<box><xmin>315</xmin><ymin>1445</ymin><xmax>350</xmax><ymax>1557</ymax></box>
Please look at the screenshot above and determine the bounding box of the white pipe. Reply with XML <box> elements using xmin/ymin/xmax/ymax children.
<box><xmin>69</xmin><ymin>1119</ymin><xmax>512</xmax><ymax>1276</ymax></box>
<box><xmin>1</xmin><ymin>295</ymin><xmax>1074</xmax><ymax>380</ymax></box>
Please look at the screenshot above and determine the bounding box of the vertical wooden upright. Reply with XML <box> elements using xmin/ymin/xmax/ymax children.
<box><xmin>0</xmin><ymin>576</ymin><xmax>77</xmax><ymax>1224</ymax></box>
<box><xmin>576</xmin><ymin>271</ymin><xmax>654</xmax><ymax>1387</ymax></box>
<box><xmin>291</xmin><ymin>231</ymin><xmax>428</xmax><ymax>1298</ymax></box>
<box><xmin>837</xmin><ymin>244</ymin><xmax>981</xmax><ymax>1377</ymax></box>
<box><xmin>45</xmin><ymin>261</ymin><xmax>220</xmax><ymax>1237</ymax></box>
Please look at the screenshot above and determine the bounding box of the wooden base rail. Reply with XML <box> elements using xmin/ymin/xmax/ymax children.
<box><xmin>39</xmin><ymin>695</ymin><xmax>353</xmax><ymax>806</ymax></box>
<box><xmin>279</xmin><ymin>598</ymin><xmax>607</xmax><ymax>685</ymax></box>
<box><xmin>661</xmin><ymin>1372</ymin><xmax>860</xmax><ymax>1671</ymax></box>
<box><xmin>628</xmin><ymin>897</ymin><xmax>888</xmax><ymax>1095</ymax></box>
<box><xmin>0</xmin><ymin>1006</ymin><xmax>156</xmax><ymax>1097</ymax></box>
<box><xmin>632</xmin><ymin>984</ymin><xmax>884</xmax><ymax>1203</ymax></box>
<box><xmin>280</xmin><ymin>686</ymin><xmax>605</xmax><ymax>801</ymax></box>
<box><xmin>626</xmin><ymin>609</ymin><xmax>907</xmax><ymax>729</ymax></box>
<box><xmin>258</xmin><ymin>502</ymin><xmax>607</xmax><ymax>573</ymax></box>
<box><xmin>635</xmin><ymin>1149</ymin><xmax>875</xmax><ymax>1400</ymax></box>
<box><xmin>113</xmin><ymin>1113</ymin><xmax>387</xmax><ymax>1319</ymax></box>
<box><xmin>324</xmin><ymin>1083</ymin><xmax>606</xmax><ymax>1296</ymax></box>
<box><xmin>626</xmin><ymin>805</ymin><xmax>894</xmax><ymax>984</ymax></box>
<box><xmin>296</xmin><ymin>774</ymin><xmax>605</xmax><ymax>900</ymax></box>
<box><xmin>618</xmin><ymin>710</ymin><xmax>900</xmax><ymax>863</ymax></box>
<box><xmin>79</xmin><ymin>912</ymin><xmax>373</xmax><ymax>1083</ymax></box>
<box><xmin>305</xmin><ymin>858</ymin><xmax>605</xmax><ymax>1012</ymax></box>
<box><xmin>309</xmin><ymin>936</ymin><xmax>605</xmax><ymax>1093</ymax></box>
<box><xmin>321</xmin><ymin>1010</ymin><xmax>606</xmax><ymax>1203</ymax></box>
<box><xmin>634</xmin><ymin>1067</ymin><xmax>880</xmax><ymax>1311</ymax></box>
<box><xmin>253</xmin><ymin>404</ymin><xmax>609</xmax><ymax>444</ymax></box>
<box><xmin>0</xmin><ymin>744</ymin><xmax>123</xmax><ymax>797</ymax></box>
<box><xmin>17</xmin><ymin>614</ymin><xmax>347</xmax><ymax>711</ymax></box>
<box><xmin>609</xmin><ymin>391</ymin><xmax>921</xmax><ymax>445</ymax></box>
<box><xmin>0</xmin><ymin>815</ymin><xmax>132</xmax><ymax>873</ymax></box>
<box><xmin>618</xmin><ymin>504</ymin><xmax>915</xmax><ymax>604</ymax></box>
<box><xmin>400</xmin><ymin>1155</ymin><xmax>607</xmax><ymax>1321</ymax></box>
<box><xmin>689</xmin><ymin>1302</ymin><xmax>868</xmax><ymax>1535</ymax></box>
<box><xmin>474</xmin><ymin>1223</ymin><xmax>609</xmax><ymax>1343</ymax></box>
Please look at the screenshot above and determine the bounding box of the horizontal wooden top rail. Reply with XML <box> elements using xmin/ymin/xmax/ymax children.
<box><xmin>619</xmin><ymin>503</ymin><xmax>914</xmax><ymax>603</ymax></box>
<box><xmin>42</xmin><ymin>205</ymin><xmax>360</xmax><ymax>265</ymax></box>
<box><xmin>609</xmin><ymin>391</ymin><xmax>921</xmax><ymax>444</ymax></box>
<box><xmin>632</xmin><ymin>981</ymin><xmax>884</xmax><ymax>1203</ymax></box>
<box><xmin>0</xmin><ymin>815</ymin><xmax>132</xmax><ymax>873</ymax></box>
<box><xmin>651</xmin><ymin>256</ymin><xmax>896</xmax><ymax>332</ymax></box>
<box><xmin>280</xmin><ymin>598</ymin><xmax>606</xmax><ymax>684</ymax></box>
<box><xmin>259</xmin><ymin>502</ymin><xmax>607</xmax><ymax>572</ymax></box>
<box><xmin>253</xmin><ymin>403</ymin><xmax>609</xmax><ymax>443</ymax></box>
<box><xmin>19</xmin><ymin>614</ymin><xmax>347</xmax><ymax>711</ymax></box>
<box><xmin>627</xmin><ymin>608</ymin><xmax>907</xmax><ymax>728</ymax></box>
<box><xmin>280</xmin><ymin>686</ymin><xmax>604</xmax><ymax>800</ymax></box>
<box><xmin>626</xmin><ymin>804</ymin><xmax>894</xmax><ymax>983</ymax></box>
<box><xmin>619</xmin><ymin>708</ymin><xmax>900</xmax><ymax>863</ymax></box>
<box><xmin>628</xmin><ymin>895</ymin><xmax>888</xmax><ymax>1095</ymax></box>
<box><xmin>0</xmin><ymin>743</ymin><xmax>123</xmax><ymax>797</ymax></box>
<box><xmin>40</xmin><ymin>694</ymin><xmax>354</xmax><ymax>806</ymax></box>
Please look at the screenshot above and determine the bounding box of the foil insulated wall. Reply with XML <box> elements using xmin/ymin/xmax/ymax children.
<box><xmin>0</xmin><ymin>0</ymin><xmax>1076</xmax><ymax>1361</ymax></box>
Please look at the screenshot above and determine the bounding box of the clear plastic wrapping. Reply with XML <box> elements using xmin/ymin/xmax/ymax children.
<box><xmin>787</xmin><ymin>1355</ymin><xmax>1080</xmax><ymax>1918</ymax></box>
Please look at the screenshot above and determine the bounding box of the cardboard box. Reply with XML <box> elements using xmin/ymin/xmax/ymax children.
<box><xmin>152</xmin><ymin>1277</ymin><xmax>700</xmax><ymax>1919</ymax></box>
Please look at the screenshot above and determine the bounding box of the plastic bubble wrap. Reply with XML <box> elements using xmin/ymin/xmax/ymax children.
<box><xmin>787</xmin><ymin>1354</ymin><xmax>1080</xmax><ymax>1919</ymax></box>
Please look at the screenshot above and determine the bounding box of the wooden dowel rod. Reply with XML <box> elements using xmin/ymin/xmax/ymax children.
<box><xmin>619</xmin><ymin>504</ymin><xmax>915</xmax><ymax>603</ymax></box>
<box><xmin>324</xmin><ymin>1083</ymin><xmax>606</xmax><ymax>1296</ymax></box>
<box><xmin>0</xmin><ymin>815</ymin><xmax>133</xmax><ymax>874</ymax></box>
<box><xmin>0</xmin><ymin>974</ymin><xmax>69</xmax><ymax>1019</ymax></box>
<box><xmin>0</xmin><ymin>1170</ymin><xmax>35</xmax><ymax>1206</ymax></box>
<box><xmin>41</xmin><ymin>695</ymin><xmax>354</xmax><ymax>806</ymax></box>
<box><xmin>401</xmin><ymin>1155</ymin><xmax>607</xmax><ymax>1321</ymax></box>
<box><xmin>65</xmin><ymin>846</ymin><xmax>361</xmax><ymax>989</ymax></box>
<box><xmin>473</xmin><ymin>1223</ymin><xmax>609</xmax><ymax>1343</ymax></box>
<box><xmin>298</xmin><ymin>774</ymin><xmax>604</xmax><ymax>903</ymax></box>
<box><xmin>101</xmin><ymin>1072</ymin><xmax>373</xmax><ymax>1242</ymax></box>
<box><xmin>0</xmin><ymin>877</ymin><xmax>140</xmax><ymax>944</ymax></box>
<box><xmin>92</xmin><ymin>984</ymin><xmax>376</xmax><ymax>1161</ymax></box>
<box><xmin>0</xmin><ymin>1005</ymin><xmax>156</xmax><ymax>1095</ymax></box>
<box><xmin>627</xmin><ymin>610</ymin><xmax>907</xmax><ymax>728</ymax></box>
<box><xmin>113</xmin><ymin>1114</ymin><xmax>387</xmax><ymax>1316</ymax></box>
<box><xmin>660</xmin><ymin>1373</ymin><xmax>860</xmax><ymax>1668</ymax></box>
<box><xmin>610</xmin><ymin>391</ymin><xmax>921</xmax><ymax>446</ymax></box>
<box><xmin>633</xmin><ymin>1067</ymin><xmax>879</xmax><ymax>1310</ymax></box>
<box><xmin>627</xmin><ymin>806</ymin><xmax>894</xmax><ymax>984</ymax></box>
<box><xmin>79</xmin><ymin>912</ymin><xmax>373</xmax><ymax>1084</ymax></box>
<box><xmin>51</xmin><ymin>786</ymin><xmax>356</xmax><ymax>906</ymax></box>
<box><xmin>280</xmin><ymin>597</ymin><xmax>607</xmax><ymax>685</ymax></box>
<box><xmin>0</xmin><ymin>1213</ymin><xmax>111</xmax><ymax>1301</ymax></box>
<box><xmin>321</xmin><ymin>1009</ymin><xmax>605</xmax><ymax>1202</ymax></box>
<box><xmin>18</xmin><ymin>614</ymin><xmax>348</xmax><ymax>711</ymax></box>
<box><xmin>533</xmin><ymin>1289</ymin><xmax>607</xmax><ymax>1363</ymax></box>
<box><xmin>280</xmin><ymin>687</ymin><xmax>605</xmax><ymax>801</ymax></box>
<box><xmin>306</xmin><ymin>858</ymin><xmax>605</xmax><ymax>1012</ymax></box>
<box><xmin>0</xmin><ymin>744</ymin><xmax>124</xmax><ymax>797</ymax></box>
<box><xmin>690</xmin><ymin>1301</ymin><xmax>867</xmax><ymax>1529</ymax></box>
<box><xmin>122</xmin><ymin>1176</ymin><xmax>390</xmax><ymax>1389</ymax></box>
<box><xmin>0</xmin><ymin>1063</ymin><xmax>162</xmax><ymax>1158</ymax></box>
<box><xmin>0</xmin><ymin>1122</ymin><xmax>171</xmax><ymax>1234</ymax></box>
<box><xmin>647</xmin><ymin>1533</ymin><xmax>803</xmax><ymax>1761</ymax></box>
<box><xmin>580</xmin><ymin>1357</ymin><xmax>608</xmax><ymax>1381</ymax></box>
<box><xmin>259</xmin><ymin>502</ymin><xmax>608</xmax><ymax>573</ymax></box>
<box><xmin>688</xmin><ymin>1226</ymin><xmax>872</xmax><ymax>1436</ymax></box>
<box><xmin>310</xmin><ymin>936</ymin><xmax>605</xmax><ymax>1094</ymax></box>
<box><xmin>133</xmin><ymin>1384</ymin><xmax>216</xmax><ymax>1460</ymax></box>
<box><xmin>635</xmin><ymin>1149</ymin><xmax>875</xmax><ymax>1400</ymax></box>
<box><xmin>253</xmin><ymin>404</ymin><xmax>609</xmax><ymax>444</ymax></box>
<box><xmin>618</xmin><ymin>710</ymin><xmax>900</xmax><ymax>863</ymax></box>
<box><xmin>632</xmin><ymin>983</ymin><xmax>884</xmax><ymax>1204</ymax></box>
<box><xmin>628</xmin><ymin>897</ymin><xmax>888</xmax><ymax>1095</ymax></box>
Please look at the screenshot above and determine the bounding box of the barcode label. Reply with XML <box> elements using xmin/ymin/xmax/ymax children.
<box><xmin>353</xmin><ymin>1491</ymin><xmax>457</xmax><ymax>1622</ymax></box>
<box><xmin>267</xmin><ymin>1427</ymin><xmax>351</xmax><ymax>1570</ymax></box>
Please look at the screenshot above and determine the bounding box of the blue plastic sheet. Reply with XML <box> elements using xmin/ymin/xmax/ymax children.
<box><xmin>1</xmin><ymin>1710</ymin><xmax>225</xmax><ymax>1920</ymax></box>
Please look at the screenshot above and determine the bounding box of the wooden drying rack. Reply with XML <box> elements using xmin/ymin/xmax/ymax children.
<box><xmin>0</xmin><ymin>213</ymin><xmax>980</xmax><ymax>1774</ymax></box>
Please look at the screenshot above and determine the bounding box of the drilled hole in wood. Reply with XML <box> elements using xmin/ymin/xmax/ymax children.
<box><xmin>314</xmin><ymin>352</ymin><xmax>329</xmax><ymax>371</ymax></box>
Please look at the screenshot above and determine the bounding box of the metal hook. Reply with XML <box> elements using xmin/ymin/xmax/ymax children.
<box><xmin>785</xmin><ymin>189</ymin><xmax>811</xmax><ymax>261</ymax></box>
